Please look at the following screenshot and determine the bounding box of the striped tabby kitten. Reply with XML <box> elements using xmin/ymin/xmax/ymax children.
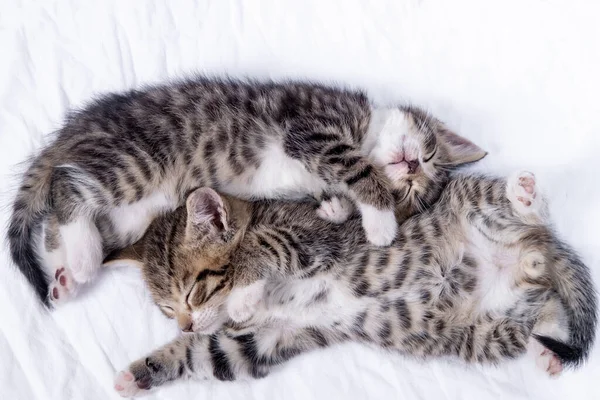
<box><xmin>107</xmin><ymin>171</ymin><xmax>596</xmax><ymax>397</ymax></box>
<box><xmin>8</xmin><ymin>77</ymin><xmax>486</xmax><ymax>306</ymax></box>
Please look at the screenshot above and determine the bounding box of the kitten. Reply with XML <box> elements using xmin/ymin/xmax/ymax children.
<box><xmin>106</xmin><ymin>171</ymin><xmax>597</xmax><ymax>397</ymax></box>
<box><xmin>8</xmin><ymin>77</ymin><xmax>486</xmax><ymax>306</ymax></box>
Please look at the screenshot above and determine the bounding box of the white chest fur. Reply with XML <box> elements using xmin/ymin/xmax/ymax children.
<box><xmin>222</xmin><ymin>141</ymin><xmax>328</xmax><ymax>199</ymax></box>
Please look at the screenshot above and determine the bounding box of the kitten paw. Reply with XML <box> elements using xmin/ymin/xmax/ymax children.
<box><xmin>49</xmin><ymin>267</ymin><xmax>78</xmax><ymax>304</ymax></box>
<box><xmin>316</xmin><ymin>196</ymin><xmax>353</xmax><ymax>224</ymax></box>
<box><xmin>68</xmin><ymin>255</ymin><xmax>98</xmax><ymax>284</ymax></box>
<box><xmin>536</xmin><ymin>348</ymin><xmax>563</xmax><ymax>378</ymax></box>
<box><xmin>227</xmin><ymin>280</ymin><xmax>265</xmax><ymax>323</ymax></box>
<box><xmin>529</xmin><ymin>340</ymin><xmax>563</xmax><ymax>378</ymax></box>
<box><xmin>507</xmin><ymin>171</ymin><xmax>543</xmax><ymax>218</ymax></box>
<box><xmin>114</xmin><ymin>370</ymin><xmax>149</xmax><ymax>398</ymax></box>
<box><xmin>358</xmin><ymin>204</ymin><xmax>397</xmax><ymax>246</ymax></box>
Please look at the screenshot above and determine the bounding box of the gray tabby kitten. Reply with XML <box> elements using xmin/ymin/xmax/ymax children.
<box><xmin>105</xmin><ymin>171</ymin><xmax>596</xmax><ymax>397</ymax></box>
<box><xmin>8</xmin><ymin>77</ymin><xmax>486</xmax><ymax>307</ymax></box>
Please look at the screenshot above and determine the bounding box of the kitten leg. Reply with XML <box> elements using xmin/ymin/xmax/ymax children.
<box><xmin>357</xmin><ymin>203</ymin><xmax>397</xmax><ymax>246</ymax></box>
<box><xmin>60</xmin><ymin>216</ymin><xmax>103</xmax><ymax>283</ymax></box>
<box><xmin>40</xmin><ymin>218</ymin><xmax>80</xmax><ymax>304</ymax></box>
<box><xmin>115</xmin><ymin>326</ymin><xmax>336</xmax><ymax>396</ymax></box>
<box><xmin>506</xmin><ymin>171</ymin><xmax>547</xmax><ymax>223</ymax></box>
<box><xmin>316</xmin><ymin>196</ymin><xmax>354</xmax><ymax>224</ymax></box>
<box><xmin>284</xmin><ymin>129</ymin><xmax>396</xmax><ymax>246</ymax></box>
<box><xmin>227</xmin><ymin>280</ymin><xmax>266</xmax><ymax>323</ymax></box>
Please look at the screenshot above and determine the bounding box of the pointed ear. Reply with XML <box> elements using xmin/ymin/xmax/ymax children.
<box><xmin>186</xmin><ymin>187</ymin><xmax>228</xmax><ymax>234</ymax></box>
<box><xmin>438</xmin><ymin>128</ymin><xmax>487</xmax><ymax>166</ymax></box>
<box><xmin>103</xmin><ymin>240</ymin><xmax>145</xmax><ymax>269</ymax></box>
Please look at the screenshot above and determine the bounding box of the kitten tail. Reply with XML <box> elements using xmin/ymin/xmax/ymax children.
<box><xmin>536</xmin><ymin>243</ymin><xmax>598</xmax><ymax>366</ymax></box>
<box><xmin>7</xmin><ymin>158</ymin><xmax>54</xmax><ymax>307</ymax></box>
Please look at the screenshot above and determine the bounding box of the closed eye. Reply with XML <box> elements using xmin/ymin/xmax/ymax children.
<box><xmin>185</xmin><ymin>282</ymin><xmax>198</xmax><ymax>306</ymax></box>
<box><xmin>159</xmin><ymin>305</ymin><xmax>175</xmax><ymax>317</ymax></box>
<box><xmin>187</xmin><ymin>268</ymin><xmax>228</xmax><ymax>305</ymax></box>
<box><xmin>423</xmin><ymin>146</ymin><xmax>437</xmax><ymax>163</ymax></box>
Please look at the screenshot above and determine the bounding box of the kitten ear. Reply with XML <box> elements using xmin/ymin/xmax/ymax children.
<box><xmin>438</xmin><ymin>128</ymin><xmax>487</xmax><ymax>166</ymax></box>
<box><xmin>103</xmin><ymin>240</ymin><xmax>145</xmax><ymax>269</ymax></box>
<box><xmin>186</xmin><ymin>187</ymin><xmax>228</xmax><ymax>233</ymax></box>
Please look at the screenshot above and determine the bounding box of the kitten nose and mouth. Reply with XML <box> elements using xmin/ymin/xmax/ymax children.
<box><xmin>391</xmin><ymin>157</ymin><xmax>419</xmax><ymax>174</ymax></box>
<box><xmin>181</xmin><ymin>322</ymin><xmax>194</xmax><ymax>333</ymax></box>
<box><xmin>390</xmin><ymin>136</ymin><xmax>420</xmax><ymax>174</ymax></box>
<box><xmin>390</xmin><ymin>151</ymin><xmax>420</xmax><ymax>174</ymax></box>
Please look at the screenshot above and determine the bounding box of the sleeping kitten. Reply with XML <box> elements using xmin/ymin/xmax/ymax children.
<box><xmin>106</xmin><ymin>172</ymin><xmax>596</xmax><ymax>397</ymax></box>
<box><xmin>9</xmin><ymin>77</ymin><xmax>486</xmax><ymax>306</ymax></box>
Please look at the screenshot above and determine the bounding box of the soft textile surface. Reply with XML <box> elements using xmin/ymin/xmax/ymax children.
<box><xmin>1</xmin><ymin>1</ymin><xmax>599</xmax><ymax>399</ymax></box>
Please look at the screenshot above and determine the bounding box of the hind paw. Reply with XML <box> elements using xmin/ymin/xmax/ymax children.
<box><xmin>49</xmin><ymin>267</ymin><xmax>78</xmax><ymax>304</ymax></box>
<box><xmin>507</xmin><ymin>171</ymin><xmax>544</xmax><ymax>219</ymax></box>
<box><xmin>529</xmin><ymin>340</ymin><xmax>563</xmax><ymax>378</ymax></box>
<box><xmin>536</xmin><ymin>348</ymin><xmax>563</xmax><ymax>378</ymax></box>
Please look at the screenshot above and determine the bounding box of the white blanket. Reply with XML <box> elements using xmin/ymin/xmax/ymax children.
<box><xmin>1</xmin><ymin>1</ymin><xmax>598</xmax><ymax>399</ymax></box>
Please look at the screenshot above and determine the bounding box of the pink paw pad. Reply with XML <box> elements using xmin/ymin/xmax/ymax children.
<box><xmin>517</xmin><ymin>175</ymin><xmax>537</xmax><ymax>206</ymax></box>
<box><xmin>542</xmin><ymin>349</ymin><xmax>563</xmax><ymax>377</ymax></box>
<box><xmin>49</xmin><ymin>267</ymin><xmax>77</xmax><ymax>304</ymax></box>
<box><xmin>114</xmin><ymin>370</ymin><xmax>146</xmax><ymax>398</ymax></box>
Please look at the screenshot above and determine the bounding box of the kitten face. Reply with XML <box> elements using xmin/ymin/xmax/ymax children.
<box><xmin>367</xmin><ymin>106</ymin><xmax>487</xmax><ymax>216</ymax></box>
<box><xmin>153</xmin><ymin>242</ymin><xmax>232</xmax><ymax>335</ymax></box>
<box><xmin>106</xmin><ymin>188</ymin><xmax>239</xmax><ymax>334</ymax></box>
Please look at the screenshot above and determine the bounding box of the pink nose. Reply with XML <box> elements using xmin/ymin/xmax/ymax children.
<box><xmin>181</xmin><ymin>322</ymin><xmax>194</xmax><ymax>332</ymax></box>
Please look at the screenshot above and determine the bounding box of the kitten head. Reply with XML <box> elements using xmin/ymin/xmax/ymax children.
<box><xmin>367</xmin><ymin>106</ymin><xmax>487</xmax><ymax>218</ymax></box>
<box><xmin>105</xmin><ymin>188</ymin><xmax>244</xmax><ymax>334</ymax></box>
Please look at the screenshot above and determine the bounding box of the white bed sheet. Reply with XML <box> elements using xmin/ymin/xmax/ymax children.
<box><xmin>1</xmin><ymin>1</ymin><xmax>599</xmax><ymax>399</ymax></box>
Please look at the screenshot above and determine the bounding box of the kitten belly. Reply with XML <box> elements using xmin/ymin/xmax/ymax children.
<box><xmin>467</xmin><ymin>227</ymin><xmax>523</xmax><ymax>314</ymax></box>
<box><xmin>221</xmin><ymin>142</ymin><xmax>328</xmax><ymax>200</ymax></box>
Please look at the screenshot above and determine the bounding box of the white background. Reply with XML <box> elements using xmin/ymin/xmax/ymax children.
<box><xmin>0</xmin><ymin>1</ymin><xmax>599</xmax><ymax>399</ymax></box>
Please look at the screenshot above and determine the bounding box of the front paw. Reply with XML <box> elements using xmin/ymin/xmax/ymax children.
<box><xmin>358</xmin><ymin>204</ymin><xmax>397</xmax><ymax>246</ymax></box>
<box><xmin>227</xmin><ymin>280</ymin><xmax>266</xmax><ymax>323</ymax></box>
<box><xmin>316</xmin><ymin>196</ymin><xmax>353</xmax><ymax>224</ymax></box>
<box><xmin>114</xmin><ymin>370</ymin><xmax>150</xmax><ymax>398</ymax></box>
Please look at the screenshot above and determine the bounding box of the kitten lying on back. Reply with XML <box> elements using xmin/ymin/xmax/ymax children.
<box><xmin>8</xmin><ymin>77</ymin><xmax>486</xmax><ymax>306</ymax></box>
<box><xmin>106</xmin><ymin>171</ymin><xmax>596</xmax><ymax>397</ymax></box>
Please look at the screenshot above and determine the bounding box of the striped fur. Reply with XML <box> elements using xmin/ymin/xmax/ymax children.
<box><xmin>8</xmin><ymin>77</ymin><xmax>486</xmax><ymax>306</ymax></box>
<box><xmin>110</xmin><ymin>172</ymin><xmax>596</xmax><ymax>396</ymax></box>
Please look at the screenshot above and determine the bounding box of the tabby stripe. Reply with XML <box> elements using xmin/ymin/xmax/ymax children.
<box><xmin>208</xmin><ymin>335</ymin><xmax>235</xmax><ymax>381</ymax></box>
<box><xmin>305</xmin><ymin>132</ymin><xmax>339</xmax><ymax>143</ymax></box>
<box><xmin>394</xmin><ymin>299</ymin><xmax>412</xmax><ymax>330</ymax></box>
<box><xmin>203</xmin><ymin>278</ymin><xmax>229</xmax><ymax>303</ymax></box>
<box><xmin>185</xmin><ymin>345</ymin><xmax>194</xmax><ymax>372</ymax></box>
<box><xmin>258</xmin><ymin>237</ymin><xmax>279</xmax><ymax>260</ymax></box>
<box><xmin>195</xmin><ymin>267</ymin><xmax>226</xmax><ymax>282</ymax></box>
<box><xmin>165</xmin><ymin>212</ymin><xmax>181</xmax><ymax>277</ymax></box>
<box><xmin>376</xmin><ymin>252</ymin><xmax>390</xmax><ymax>273</ymax></box>
<box><xmin>306</xmin><ymin>327</ymin><xmax>328</xmax><ymax>347</ymax></box>
<box><xmin>323</xmin><ymin>143</ymin><xmax>353</xmax><ymax>157</ymax></box>
<box><xmin>352</xmin><ymin>311</ymin><xmax>370</xmax><ymax>340</ymax></box>
<box><xmin>262</xmin><ymin>231</ymin><xmax>292</xmax><ymax>270</ymax></box>
<box><xmin>464</xmin><ymin>325</ymin><xmax>475</xmax><ymax>361</ymax></box>
<box><xmin>378</xmin><ymin>320</ymin><xmax>392</xmax><ymax>342</ymax></box>
<box><xmin>329</xmin><ymin>155</ymin><xmax>361</xmax><ymax>168</ymax></box>
<box><xmin>345</xmin><ymin>165</ymin><xmax>373</xmax><ymax>186</ymax></box>
<box><xmin>233</xmin><ymin>333</ymin><xmax>266</xmax><ymax>378</ymax></box>
<box><xmin>394</xmin><ymin>256</ymin><xmax>410</xmax><ymax>288</ymax></box>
